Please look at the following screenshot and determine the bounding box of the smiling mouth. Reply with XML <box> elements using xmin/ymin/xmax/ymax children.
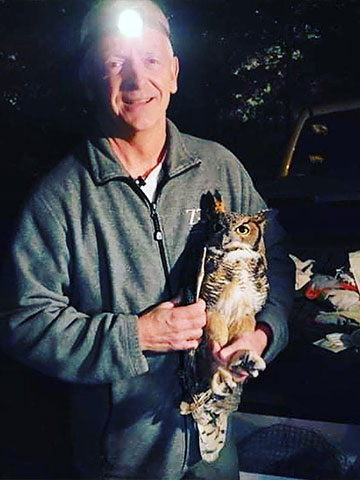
<box><xmin>123</xmin><ymin>97</ymin><xmax>154</xmax><ymax>105</ymax></box>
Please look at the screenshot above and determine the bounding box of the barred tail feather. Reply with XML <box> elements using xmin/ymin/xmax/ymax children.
<box><xmin>184</xmin><ymin>386</ymin><xmax>242</xmax><ymax>462</ymax></box>
<box><xmin>198</xmin><ymin>412</ymin><xmax>228</xmax><ymax>463</ymax></box>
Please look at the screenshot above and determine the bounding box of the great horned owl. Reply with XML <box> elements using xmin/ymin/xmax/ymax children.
<box><xmin>180</xmin><ymin>195</ymin><xmax>269</xmax><ymax>463</ymax></box>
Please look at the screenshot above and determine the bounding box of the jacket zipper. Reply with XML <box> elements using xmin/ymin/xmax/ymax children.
<box><xmin>149</xmin><ymin>202</ymin><xmax>173</xmax><ymax>298</ymax></box>
<box><xmin>131</xmin><ymin>181</ymin><xmax>189</xmax><ymax>469</ymax></box>
<box><xmin>128</xmin><ymin>179</ymin><xmax>173</xmax><ymax>298</ymax></box>
<box><xmin>149</xmin><ymin>201</ymin><xmax>191</xmax><ymax>470</ymax></box>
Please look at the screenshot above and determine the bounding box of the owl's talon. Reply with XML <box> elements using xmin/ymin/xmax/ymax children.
<box><xmin>211</xmin><ymin>367</ymin><xmax>237</xmax><ymax>395</ymax></box>
<box><xmin>180</xmin><ymin>401</ymin><xmax>191</xmax><ymax>415</ymax></box>
<box><xmin>229</xmin><ymin>349</ymin><xmax>266</xmax><ymax>378</ymax></box>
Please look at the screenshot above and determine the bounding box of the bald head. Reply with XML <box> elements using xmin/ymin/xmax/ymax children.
<box><xmin>78</xmin><ymin>0</ymin><xmax>179</xmax><ymax>136</ymax></box>
<box><xmin>80</xmin><ymin>0</ymin><xmax>172</xmax><ymax>52</ymax></box>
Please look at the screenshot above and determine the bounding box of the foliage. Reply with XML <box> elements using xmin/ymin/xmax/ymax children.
<box><xmin>0</xmin><ymin>0</ymin><xmax>360</xmax><ymax>187</ymax></box>
<box><xmin>168</xmin><ymin>0</ymin><xmax>360</xmax><ymax>175</ymax></box>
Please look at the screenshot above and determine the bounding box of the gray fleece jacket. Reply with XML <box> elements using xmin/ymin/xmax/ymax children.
<box><xmin>0</xmin><ymin>120</ymin><xmax>293</xmax><ymax>479</ymax></box>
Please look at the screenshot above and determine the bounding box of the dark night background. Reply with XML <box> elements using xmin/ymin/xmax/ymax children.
<box><xmin>1</xmin><ymin>0</ymin><xmax>360</xmax><ymax>477</ymax></box>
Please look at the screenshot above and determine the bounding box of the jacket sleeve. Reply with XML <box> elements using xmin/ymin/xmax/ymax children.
<box><xmin>0</xmin><ymin>194</ymin><xmax>149</xmax><ymax>384</ymax></box>
<box><xmin>257</xmin><ymin>213</ymin><xmax>295</xmax><ymax>363</ymax></box>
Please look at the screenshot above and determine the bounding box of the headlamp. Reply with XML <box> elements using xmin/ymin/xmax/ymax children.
<box><xmin>117</xmin><ymin>9</ymin><xmax>144</xmax><ymax>38</ymax></box>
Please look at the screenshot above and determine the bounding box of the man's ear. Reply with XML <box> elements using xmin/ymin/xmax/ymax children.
<box><xmin>170</xmin><ymin>55</ymin><xmax>179</xmax><ymax>94</ymax></box>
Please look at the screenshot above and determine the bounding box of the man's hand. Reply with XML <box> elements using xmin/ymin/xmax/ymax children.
<box><xmin>138</xmin><ymin>299</ymin><xmax>206</xmax><ymax>352</ymax></box>
<box><xmin>212</xmin><ymin>325</ymin><xmax>270</xmax><ymax>382</ymax></box>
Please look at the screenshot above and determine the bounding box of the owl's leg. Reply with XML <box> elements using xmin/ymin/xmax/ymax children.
<box><xmin>227</xmin><ymin>312</ymin><xmax>256</xmax><ymax>339</ymax></box>
<box><xmin>229</xmin><ymin>349</ymin><xmax>266</xmax><ymax>378</ymax></box>
<box><xmin>211</xmin><ymin>366</ymin><xmax>237</xmax><ymax>395</ymax></box>
<box><xmin>206</xmin><ymin>310</ymin><xmax>228</xmax><ymax>347</ymax></box>
<box><xmin>179</xmin><ymin>390</ymin><xmax>212</xmax><ymax>416</ymax></box>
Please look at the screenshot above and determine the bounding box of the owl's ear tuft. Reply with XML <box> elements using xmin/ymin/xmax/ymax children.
<box><xmin>200</xmin><ymin>190</ymin><xmax>226</xmax><ymax>221</ymax></box>
<box><xmin>255</xmin><ymin>208</ymin><xmax>275</xmax><ymax>224</ymax></box>
<box><xmin>214</xmin><ymin>191</ymin><xmax>226</xmax><ymax>214</ymax></box>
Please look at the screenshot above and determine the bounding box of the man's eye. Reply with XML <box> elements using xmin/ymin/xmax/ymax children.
<box><xmin>110</xmin><ymin>61</ymin><xmax>122</xmax><ymax>69</ymax></box>
<box><xmin>145</xmin><ymin>57</ymin><xmax>160</xmax><ymax>66</ymax></box>
<box><xmin>105</xmin><ymin>60</ymin><xmax>123</xmax><ymax>73</ymax></box>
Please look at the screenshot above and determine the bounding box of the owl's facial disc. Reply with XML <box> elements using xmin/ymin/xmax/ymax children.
<box><xmin>223</xmin><ymin>241</ymin><xmax>242</xmax><ymax>251</ymax></box>
<box><xmin>222</xmin><ymin>239</ymin><xmax>251</xmax><ymax>252</ymax></box>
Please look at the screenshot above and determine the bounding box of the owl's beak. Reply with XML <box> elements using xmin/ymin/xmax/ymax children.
<box><xmin>222</xmin><ymin>240</ymin><xmax>243</xmax><ymax>251</ymax></box>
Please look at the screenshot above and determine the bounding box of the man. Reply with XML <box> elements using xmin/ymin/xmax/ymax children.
<box><xmin>0</xmin><ymin>1</ymin><xmax>293</xmax><ymax>478</ymax></box>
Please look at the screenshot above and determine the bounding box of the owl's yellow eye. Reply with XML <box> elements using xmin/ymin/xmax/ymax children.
<box><xmin>235</xmin><ymin>224</ymin><xmax>250</xmax><ymax>235</ymax></box>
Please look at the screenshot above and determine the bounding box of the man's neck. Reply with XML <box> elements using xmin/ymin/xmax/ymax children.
<box><xmin>105</xmin><ymin>121</ymin><xmax>167</xmax><ymax>179</ymax></box>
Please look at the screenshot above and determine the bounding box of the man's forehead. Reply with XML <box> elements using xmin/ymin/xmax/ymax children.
<box><xmin>100</xmin><ymin>28</ymin><xmax>172</xmax><ymax>55</ymax></box>
<box><xmin>80</xmin><ymin>0</ymin><xmax>171</xmax><ymax>51</ymax></box>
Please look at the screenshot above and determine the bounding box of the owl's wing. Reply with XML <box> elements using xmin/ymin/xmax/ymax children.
<box><xmin>195</xmin><ymin>246</ymin><xmax>207</xmax><ymax>301</ymax></box>
<box><xmin>180</xmin><ymin>247</ymin><xmax>211</xmax><ymax>400</ymax></box>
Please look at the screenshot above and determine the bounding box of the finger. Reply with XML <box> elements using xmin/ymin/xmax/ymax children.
<box><xmin>161</xmin><ymin>289</ymin><xmax>189</xmax><ymax>308</ymax></box>
<box><xmin>217</xmin><ymin>344</ymin><xmax>238</xmax><ymax>363</ymax></box>
<box><xmin>180</xmin><ymin>299</ymin><xmax>206</xmax><ymax>314</ymax></box>
<box><xmin>171</xmin><ymin>290</ymin><xmax>184</xmax><ymax>306</ymax></box>
<box><xmin>167</xmin><ymin>297</ymin><xmax>205</xmax><ymax>311</ymax></box>
<box><xmin>196</xmin><ymin>298</ymin><xmax>206</xmax><ymax>310</ymax></box>
<box><xmin>183</xmin><ymin>339</ymin><xmax>202</xmax><ymax>350</ymax></box>
<box><xmin>210</xmin><ymin>340</ymin><xmax>221</xmax><ymax>355</ymax></box>
<box><xmin>208</xmin><ymin>341</ymin><xmax>228</xmax><ymax>365</ymax></box>
<box><xmin>181</xmin><ymin>328</ymin><xmax>204</xmax><ymax>342</ymax></box>
<box><xmin>172</xmin><ymin>306</ymin><xmax>207</xmax><ymax>328</ymax></box>
<box><xmin>218</xmin><ymin>336</ymin><xmax>249</xmax><ymax>362</ymax></box>
<box><xmin>158</xmin><ymin>300</ymin><xmax>177</xmax><ymax>310</ymax></box>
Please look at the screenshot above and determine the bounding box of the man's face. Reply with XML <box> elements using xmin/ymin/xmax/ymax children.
<box><xmin>95</xmin><ymin>27</ymin><xmax>179</xmax><ymax>134</ymax></box>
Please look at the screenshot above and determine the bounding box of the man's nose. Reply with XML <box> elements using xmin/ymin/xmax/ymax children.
<box><xmin>121</xmin><ymin>59</ymin><xmax>144</xmax><ymax>91</ymax></box>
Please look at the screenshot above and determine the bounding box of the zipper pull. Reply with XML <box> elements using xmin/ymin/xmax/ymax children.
<box><xmin>154</xmin><ymin>231</ymin><xmax>163</xmax><ymax>241</ymax></box>
<box><xmin>150</xmin><ymin>203</ymin><xmax>157</xmax><ymax>217</ymax></box>
<box><xmin>150</xmin><ymin>203</ymin><xmax>163</xmax><ymax>241</ymax></box>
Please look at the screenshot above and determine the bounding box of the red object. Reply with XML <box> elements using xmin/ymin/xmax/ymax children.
<box><xmin>304</xmin><ymin>281</ymin><xmax>358</xmax><ymax>300</ymax></box>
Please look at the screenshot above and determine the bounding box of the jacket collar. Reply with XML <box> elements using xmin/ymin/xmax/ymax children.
<box><xmin>87</xmin><ymin>119</ymin><xmax>201</xmax><ymax>185</ymax></box>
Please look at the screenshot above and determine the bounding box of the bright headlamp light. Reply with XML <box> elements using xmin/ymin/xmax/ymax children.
<box><xmin>117</xmin><ymin>9</ymin><xmax>144</xmax><ymax>38</ymax></box>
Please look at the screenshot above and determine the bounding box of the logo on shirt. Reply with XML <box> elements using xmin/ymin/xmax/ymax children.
<box><xmin>186</xmin><ymin>208</ymin><xmax>202</xmax><ymax>226</ymax></box>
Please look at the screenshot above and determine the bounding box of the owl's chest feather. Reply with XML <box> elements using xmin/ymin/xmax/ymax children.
<box><xmin>200</xmin><ymin>248</ymin><xmax>268</xmax><ymax>316</ymax></box>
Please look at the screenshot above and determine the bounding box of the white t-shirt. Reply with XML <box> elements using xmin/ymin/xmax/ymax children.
<box><xmin>136</xmin><ymin>161</ymin><xmax>163</xmax><ymax>202</ymax></box>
